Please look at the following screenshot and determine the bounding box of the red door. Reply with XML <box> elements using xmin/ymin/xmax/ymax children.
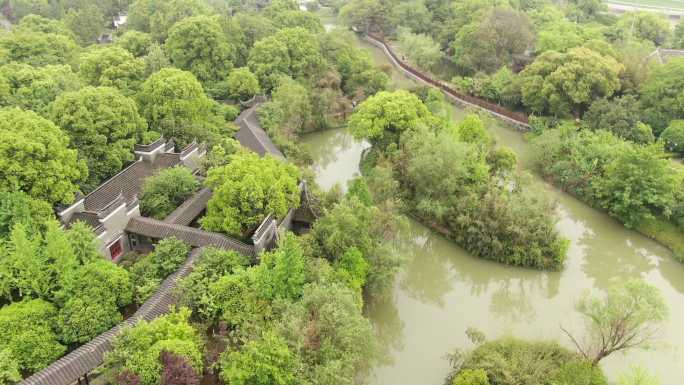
<box><xmin>109</xmin><ymin>239</ymin><xmax>123</xmax><ymax>260</ymax></box>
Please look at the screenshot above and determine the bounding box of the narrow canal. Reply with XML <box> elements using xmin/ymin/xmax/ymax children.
<box><xmin>307</xmin><ymin>19</ymin><xmax>684</xmax><ymax>385</ymax></box>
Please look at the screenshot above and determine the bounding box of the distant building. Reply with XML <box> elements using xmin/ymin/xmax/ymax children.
<box><xmin>58</xmin><ymin>139</ymin><xmax>205</xmax><ymax>261</ymax></box>
<box><xmin>113</xmin><ymin>13</ymin><xmax>128</xmax><ymax>29</ymax></box>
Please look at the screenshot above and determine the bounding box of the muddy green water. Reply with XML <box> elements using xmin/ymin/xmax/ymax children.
<box><xmin>307</xmin><ymin>22</ymin><xmax>684</xmax><ymax>385</ymax></box>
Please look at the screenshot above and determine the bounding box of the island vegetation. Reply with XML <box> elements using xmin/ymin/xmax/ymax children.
<box><xmin>0</xmin><ymin>0</ymin><xmax>681</xmax><ymax>384</ymax></box>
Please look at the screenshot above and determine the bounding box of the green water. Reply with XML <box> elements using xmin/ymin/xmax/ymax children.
<box><xmin>304</xmin><ymin>23</ymin><xmax>684</xmax><ymax>385</ymax></box>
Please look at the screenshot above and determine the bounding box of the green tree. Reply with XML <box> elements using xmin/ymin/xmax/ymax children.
<box><xmin>0</xmin><ymin>299</ymin><xmax>65</xmax><ymax>372</ymax></box>
<box><xmin>584</xmin><ymin>95</ymin><xmax>653</xmax><ymax>143</ymax></box>
<box><xmin>6</xmin><ymin>0</ymin><xmax>51</xmax><ymax>20</ymax></box>
<box><xmin>614</xmin><ymin>12</ymin><xmax>671</xmax><ymax>46</ymax></box>
<box><xmin>178</xmin><ymin>247</ymin><xmax>250</xmax><ymax>320</ymax></box>
<box><xmin>57</xmin><ymin>296</ymin><xmax>121</xmax><ymax>344</ymax></box>
<box><xmin>399</xmin><ymin>28</ymin><xmax>444</xmax><ymax>71</ymax></box>
<box><xmin>128</xmin><ymin>0</ymin><xmax>209</xmax><ymax>42</ymax></box>
<box><xmin>640</xmin><ymin>58</ymin><xmax>684</xmax><ymax>134</ymax></box>
<box><xmin>278</xmin><ymin>281</ymin><xmax>378</xmax><ymax>384</ymax></box>
<box><xmin>269</xmin><ymin>9</ymin><xmax>324</xmax><ymax>33</ymax></box>
<box><xmin>339</xmin><ymin>0</ymin><xmax>393</xmax><ymax>33</ymax></box>
<box><xmin>63</xmin><ymin>3</ymin><xmax>105</xmax><ymax>46</ymax></box>
<box><xmin>519</xmin><ymin>47</ymin><xmax>623</xmax><ymax>117</ymax></box>
<box><xmin>348</xmin><ymin>90</ymin><xmax>433</xmax><ymax>150</ymax></box>
<box><xmin>0</xmin><ymin>31</ymin><xmax>79</xmax><ymax>67</ymax></box>
<box><xmin>453</xmin><ymin>8</ymin><xmax>535</xmax><ymax>74</ymax></box>
<box><xmin>392</xmin><ymin>0</ymin><xmax>433</xmax><ymax>34</ymax></box>
<box><xmin>143</xmin><ymin>42</ymin><xmax>171</xmax><ymax>76</ymax></box>
<box><xmin>254</xmin><ymin>233</ymin><xmax>307</xmax><ymax>301</ymax></box>
<box><xmin>0</xmin><ymin>108</ymin><xmax>86</xmax><ymax>204</ymax></box>
<box><xmin>14</xmin><ymin>14</ymin><xmax>73</xmax><ymax>37</ymax></box>
<box><xmin>226</xmin><ymin>67</ymin><xmax>261</xmax><ymax>101</ymax></box>
<box><xmin>165</xmin><ymin>15</ymin><xmax>235</xmax><ymax>85</ymax></box>
<box><xmin>0</xmin><ymin>189</ymin><xmax>52</xmax><ymax>239</ymax></box>
<box><xmin>321</xmin><ymin>29</ymin><xmax>388</xmax><ymax>98</ymax></box>
<box><xmin>258</xmin><ymin>76</ymin><xmax>311</xmax><ymax>139</ymax></box>
<box><xmin>139</xmin><ymin>167</ymin><xmax>200</xmax><ymax>219</ymax></box>
<box><xmin>116</xmin><ymin>30</ymin><xmax>153</xmax><ymax>58</ymax></box>
<box><xmin>219</xmin><ymin>331</ymin><xmax>298</xmax><ymax>385</ymax></box>
<box><xmin>0</xmin><ymin>62</ymin><xmax>81</xmax><ymax>116</ymax></box>
<box><xmin>78</xmin><ymin>46</ymin><xmax>146</xmax><ymax>95</ymax></box>
<box><xmin>593</xmin><ymin>144</ymin><xmax>678</xmax><ymax>227</ymax></box>
<box><xmin>674</xmin><ymin>20</ymin><xmax>684</xmax><ymax>49</ymax></box>
<box><xmin>201</xmin><ymin>152</ymin><xmax>301</xmax><ymax>237</ymax></box>
<box><xmin>247</xmin><ymin>27</ymin><xmax>324</xmax><ymax>90</ymax></box>
<box><xmin>536</xmin><ymin>19</ymin><xmax>602</xmax><ymax>53</ymax></box>
<box><xmin>129</xmin><ymin>237</ymin><xmax>190</xmax><ymax>303</ymax></box>
<box><xmin>49</xmin><ymin>86</ymin><xmax>146</xmax><ymax>191</ymax></box>
<box><xmin>104</xmin><ymin>308</ymin><xmax>203</xmax><ymax>385</ymax></box>
<box><xmin>660</xmin><ymin>120</ymin><xmax>684</xmax><ymax>155</ymax></box>
<box><xmin>562</xmin><ymin>279</ymin><xmax>669</xmax><ymax>364</ymax></box>
<box><xmin>137</xmin><ymin>68</ymin><xmax>215</xmax><ymax>146</ymax></box>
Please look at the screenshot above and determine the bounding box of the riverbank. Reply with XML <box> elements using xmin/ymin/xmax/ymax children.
<box><xmin>363</xmin><ymin>29</ymin><xmax>684</xmax><ymax>264</ymax></box>
<box><xmin>309</xmin><ymin>13</ymin><xmax>684</xmax><ymax>382</ymax></box>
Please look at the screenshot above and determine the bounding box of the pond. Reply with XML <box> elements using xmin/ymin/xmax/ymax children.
<box><xmin>303</xmin><ymin>20</ymin><xmax>684</xmax><ymax>384</ymax></box>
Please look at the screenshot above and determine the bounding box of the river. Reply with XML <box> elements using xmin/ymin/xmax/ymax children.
<box><xmin>306</xmin><ymin>20</ymin><xmax>684</xmax><ymax>385</ymax></box>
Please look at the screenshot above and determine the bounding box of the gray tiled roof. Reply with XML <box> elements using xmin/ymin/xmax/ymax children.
<box><xmin>19</xmin><ymin>248</ymin><xmax>203</xmax><ymax>385</ymax></box>
<box><xmin>235</xmin><ymin>103</ymin><xmax>285</xmax><ymax>159</ymax></box>
<box><xmin>82</xmin><ymin>155</ymin><xmax>181</xmax><ymax>212</ymax></box>
<box><xmin>163</xmin><ymin>187</ymin><xmax>212</xmax><ymax>226</ymax></box>
<box><xmin>66</xmin><ymin>212</ymin><xmax>104</xmax><ymax>234</ymax></box>
<box><xmin>126</xmin><ymin>216</ymin><xmax>255</xmax><ymax>257</ymax></box>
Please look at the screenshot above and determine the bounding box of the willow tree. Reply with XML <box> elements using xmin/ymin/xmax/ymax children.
<box><xmin>562</xmin><ymin>279</ymin><xmax>669</xmax><ymax>365</ymax></box>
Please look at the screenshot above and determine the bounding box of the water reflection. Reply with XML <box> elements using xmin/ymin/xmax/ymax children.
<box><xmin>302</xmin><ymin>120</ymin><xmax>684</xmax><ymax>385</ymax></box>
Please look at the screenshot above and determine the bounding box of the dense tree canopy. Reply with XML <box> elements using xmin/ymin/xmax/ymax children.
<box><xmin>104</xmin><ymin>308</ymin><xmax>203</xmax><ymax>385</ymax></box>
<box><xmin>0</xmin><ymin>299</ymin><xmax>65</xmax><ymax>372</ymax></box>
<box><xmin>519</xmin><ymin>47</ymin><xmax>623</xmax><ymax>117</ymax></box>
<box><xmin>137</xmin><ymin>68</ymin><xmax>215</xmax><ymax>145</ymax></box>
<box><xmin>165</xmin><ymin>15</ymin><xmax>235</xmax><ymax>85</ymax></box>
<box><xmin>0</xmin><ymin>31</ymin><xmax>79</xmax><ymax>67</ymax></box>
<box><xmin>226</xmin><ymin>67</ymin><xmax>261</xmax><ymax>101</ymax></box>
<box><xmin>0</xmin><ymin>63</ymin><xmax>81</xmax><ymax>115</ymax></box>
<box><xmin>248</xmin><ymin>27</ymin><xmax>325</xmax><ymax>90</ymax></box>
<box><xmin>49</xmin><ymin>86</ymin><xmax>147</xmax><ymax>191</ymax></box>
<box><xmin>614</xmin><ymin>12</ymin><xmax>671</xmax><ymax>46</ymax></box>
<box><xmin>127</xmin><ymin>0</ymin><xmax>209</xmax><ymax>42</ymax></box>
<box><xmin>0</xmin><ymin>108</ymin><xmax>86</xmax><ymax>204</ymax></box>
<box><xmin>201</xmin><ymin>152</ymin><xmax>301</xmax><ymax>237</ymax></box>
<box><xmin>348</xmin><ymin>90</ymin><xmax>433</xmax><ymax>150</ymax></box>
<box><xmin>452</xmin><ymin>7</ymin><xmax>535</xmax><ymax>74</ymax></box>
<box><xmin>640</xmin><ymin>58</ymin><xmax>684</xmax><ymax>134</ymax></box>
<box><xmin>78</xmin><ymin>46</ymin><xmax>146</xmax><ymax>95</ymax></box>
<box><xmin>63</xmin><ymin>3</ymin><xmax>105</xmax><ymax>46</ymax></box>
<box><xmin>583</xmin><ymin>95</ymin><xmax>653</xmax><ymax>143</ymax></box>
<box><xmin>116</xmin><ymin>30</ymin><xmax>154</xmax><ymax>57</ymax></box>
